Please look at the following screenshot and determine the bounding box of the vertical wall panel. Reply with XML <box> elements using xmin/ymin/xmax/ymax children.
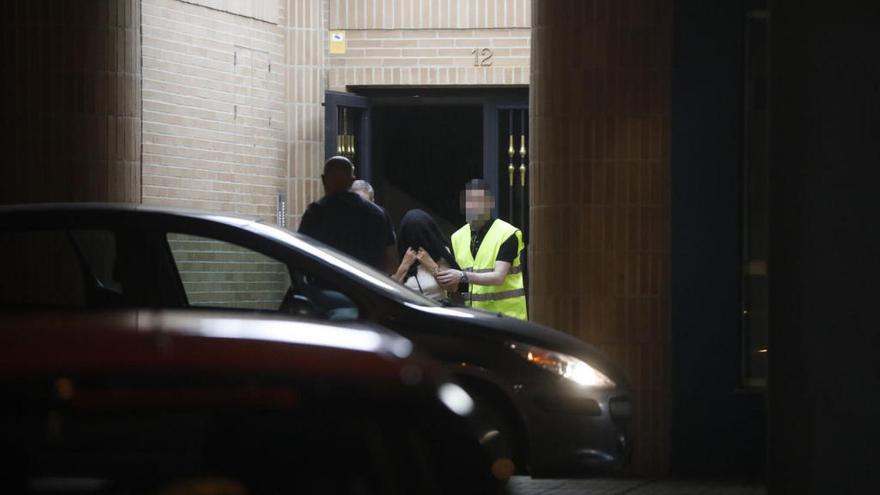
<box><xmin>530</xmin><ymin>0</ymin><xmax>673</xmax><ymax>475</ymax></box>
<box><xmin>1</xmin><ymin>0</ymin><xmax>141</xmax><ymax>204</ymax></box>
<box><xmin>286</xmin><ymin>0</ymin><xmax>325</xmax><ymax>228</ymax></box>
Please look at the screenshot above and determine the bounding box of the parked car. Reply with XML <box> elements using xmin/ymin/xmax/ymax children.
<box><xmin>0</xmin><ymin>309</ymin><xmax>498</xmax><ymax>494</ymax></box>
<box><xmin>0</xmin><ymin>204</ymin><xmax>632</xmax><ymax>476</ymax></box>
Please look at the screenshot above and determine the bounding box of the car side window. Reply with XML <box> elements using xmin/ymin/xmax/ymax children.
<box><xmin>166</xmin><ymin>232</ymin><xmax>291</xmax><ymax>310</ymax></box>
<box><xmin>165</xmin><ymin>232</ymin><xmax>361</xmax><ymax>321</ymax></box>
<box><xmin>0</xmin><ymin>230</ymin><xmax>121</xmax><ymax>309</ymax></box>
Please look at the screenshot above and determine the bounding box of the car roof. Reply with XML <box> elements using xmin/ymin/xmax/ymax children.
<box><xmin>0</xmin><ymin>202</ymin><xmax>260</xmax><ymax>227</ymax></box>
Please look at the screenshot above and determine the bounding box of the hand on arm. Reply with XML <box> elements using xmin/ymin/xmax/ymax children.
<box><xmin>392</xmin><ymin>247</ymin><xmax>417</xmax><ymax>282</ymax></box>
<box><xmin>415</xmin><ymin>249</ymin><xmax>439</xmax><ymax>274</ymax></box>
<box><xmin>436</xmin><ymin>261</ymin><xmax>511</xmax><ymax>287</ymax></box>
<box><xmin>438</xmin><ymin>274</ymin><xmax>461</xmax><ymax>292</ymax></box>
<box><xmin>417</xmin><ymin>250</ymin><xmax>458</xmax><ymax>291</ymax></box>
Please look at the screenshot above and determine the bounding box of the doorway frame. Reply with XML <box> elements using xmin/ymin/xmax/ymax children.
<box><xmin>324</xmin><ymin>90</ymin><xmax>372</xmax><ymax>180</ymax></box>
<box><xmin>345</xmin><ymin>86</ymin><xmax>529</xmax><ymax>202</ymax></box>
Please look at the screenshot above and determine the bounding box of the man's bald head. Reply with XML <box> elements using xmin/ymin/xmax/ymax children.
<box><xmin>322</xmin><ymin>156</ymin><xmax>356</xmax><ymax>195</ymax></box>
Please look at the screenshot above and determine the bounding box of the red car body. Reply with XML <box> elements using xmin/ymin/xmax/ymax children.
<box><xmin>0</xmin><ymin>310</ymin><xmax>496</xmax><ymax>495</ymax></box>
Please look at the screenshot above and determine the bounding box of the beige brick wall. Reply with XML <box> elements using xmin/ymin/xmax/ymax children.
<box><xmin>182</xmin><ymin>0</ymin><xmax>281</xmax><ymax>24</ymax></box>
<box><xmin>142</xmin><ymin>0</ymin><xmax>287</xmax><ymax>221</ymax></box>
<box><xmin>328</xmin><ymin>28</ymin><xmax>530</xmax><ymax>89</ymax></box>
<box><xmin>286</xmin><ymin>0</ymin><xmax>326</xmax><ymax>228</ymax></box>
<box><xmin>327</xmin><ymin>1</ymin><xmax>530</xmax><ymax>89</ymax></box>
<box><xmin>142</xmin><ymin>0</ymin><xmax>530</xmax><ymax>225</ymax></box>
<box><xmin>329</xmin><ymin>0</ymin><xmax>531</xmax><ymax>29</ymax></box>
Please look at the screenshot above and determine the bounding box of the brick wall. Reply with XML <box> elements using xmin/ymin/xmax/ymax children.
<box><xmin>142</xmin><ymin>0</ymin><xmax>290</xmax><ymax>308</ymax></box>
<box><xmin>182</xmin><ymin>0</ymin><xmax>281</xmax><ymax>24</ymax></box>
<box><xmin>141</xmin><ymin>0</ymin><xmax>287</xmax><ymax>221</ymax></box>
<box><xmin>140</xmin><ymin>0</ymin><xmax>530</xmax><ymax>222</ymax></box>
<box><xmin>329</xmin><ymin>0</ymin><xmax>530</xmax><ymax>29</ymax></box>
<box><xmin>286</xmin><ymin>0</ymin><xmax>326</xmax><ymax>228</ymax></box>
<box><xmin>530</xmin><ymin>0</ymin><xmax>673</xmax><ymax>474</ymax></box>
<box><xmin>1</xmin><ymin>0</ymin><xmax>141</xmax><ymax>204</ymax></box>
<box><xmin>327</xmin><ymin>0</ymin><xmax>531</xmax><ymax>89</ymax></box>
<box><xmin>328</xmin><ymin>28</ymin><xmax>530</xmax><ymax>89</ymax></box>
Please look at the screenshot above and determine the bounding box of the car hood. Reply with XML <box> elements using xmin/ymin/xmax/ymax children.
<box><xmin>403</xmin><ymin>303</ymin><xmax>631</xmax><ymax>388</ymax></box>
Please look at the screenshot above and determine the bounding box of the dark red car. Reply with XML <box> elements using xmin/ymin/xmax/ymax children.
<box><xmin>0</xmin><ymin>310</ymin><xmax>497</xmax><ymax>495</ymax></box>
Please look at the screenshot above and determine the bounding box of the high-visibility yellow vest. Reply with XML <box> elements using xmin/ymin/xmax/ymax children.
<box><xmin>451</xmin><ymin>219</ymin><xmax>527</xmax><ymax>320</ymax></box>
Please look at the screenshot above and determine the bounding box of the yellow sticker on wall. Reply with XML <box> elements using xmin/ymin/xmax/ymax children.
<box><xmin>329</xmin><ymin>31</ymin><xmax>346</xmax><ymax>55</ymax></box>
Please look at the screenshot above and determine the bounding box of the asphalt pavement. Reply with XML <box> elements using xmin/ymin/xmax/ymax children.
<box><xmin>506</xmin><ymin>477</ymin><xmax>766</xmax><ymax>495</ymax></box>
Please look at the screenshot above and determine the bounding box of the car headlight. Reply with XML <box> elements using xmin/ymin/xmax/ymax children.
<box><xmin>509</xmin><ymin>343</ymin><xmax>615</xmax><ymax>388</ymax></box>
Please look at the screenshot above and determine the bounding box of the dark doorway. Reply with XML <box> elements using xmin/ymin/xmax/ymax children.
<box><xmin>371</xmin><ymin>106</ymin><xmax>483</xmax><ymax>236</ymax></box>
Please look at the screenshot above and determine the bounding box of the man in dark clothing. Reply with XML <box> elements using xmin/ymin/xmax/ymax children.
<box><xmin>298</xmin><ymin>156</ymin><xmax>397</xmax><ymax>274</ymax></box>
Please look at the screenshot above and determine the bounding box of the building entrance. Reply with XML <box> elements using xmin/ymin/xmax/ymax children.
<box><xmin>324</xmin><ymin>88</ymin><xmax>529</xmax><ymax>240</ymax></box>
<box><xmin>371</xmin><ymin>105</ymin><xmax>482</xmax><ymax>235</ymax></box>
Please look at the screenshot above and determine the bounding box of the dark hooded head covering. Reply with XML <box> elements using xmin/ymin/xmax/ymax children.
<box><xmin>397</xmin><ymin>209</ymin><xmax>458</xmax><ymax>278</ymax></box>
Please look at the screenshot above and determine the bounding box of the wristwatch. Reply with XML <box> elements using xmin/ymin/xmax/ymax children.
<box><xmin>459</xmin><ymin>271</ymin><xmax>469</xmax><ymax>284</ymax></box>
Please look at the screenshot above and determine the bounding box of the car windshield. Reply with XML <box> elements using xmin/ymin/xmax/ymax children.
<box><xmin>245</xmin><ymin>221</ymin><xmax>442</xmax><ymax>308</ymax></box>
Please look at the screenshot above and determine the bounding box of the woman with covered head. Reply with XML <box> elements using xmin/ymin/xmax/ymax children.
<box><xmin>392</xmin><ymin>209</ymin><xmax>459</xmax><ymax>301</ymax></box>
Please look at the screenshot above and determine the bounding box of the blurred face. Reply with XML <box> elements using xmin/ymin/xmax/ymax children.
<box><xmin>462</xmin><ymin>188</ymin><xmax>494</xmax><ymax>223</ymax></box>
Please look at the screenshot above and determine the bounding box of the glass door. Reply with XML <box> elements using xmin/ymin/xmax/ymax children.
<box><xmin>324</xmin><ymin>91</ymin><xmax>371</xmax><ymax>179</ymax></box>
<box><xmin>497</xmin><ymin>107</ymin><xmax>529</xmax><ymax>240</ymax></box>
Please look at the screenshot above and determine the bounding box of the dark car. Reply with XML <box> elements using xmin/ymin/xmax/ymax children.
<box><xmin>0</xmin><ymin>310</ymin><xmax>497</xmax><ymax>495</ymax></box>
<box><xmin>0</xmin><ymin>204</ymin><xmax>632</xmax><ymax>476</ymax></box>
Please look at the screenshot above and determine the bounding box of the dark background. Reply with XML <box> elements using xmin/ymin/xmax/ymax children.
<box><xmin>670</xmin><ymin>0</ymin><xmax>766</xmax><ymax>475</ymax></box>
<box><xmin>371</xmin><ymin>105</ymin><xmax>483</xmax><ymax>235</ymax></box>
<box><xmin>768</xmin><ymin>1</ymin><xmax>880</xmax><ymax>492</ymax></box>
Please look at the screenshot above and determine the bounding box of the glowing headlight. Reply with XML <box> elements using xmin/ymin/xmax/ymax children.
<box><xmin>510</xmin><ymin>343</ymin><xmax>615</xmax><ymax>388</ymax></box>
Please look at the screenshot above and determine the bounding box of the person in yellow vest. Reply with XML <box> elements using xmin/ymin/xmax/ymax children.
<box><xmin>436</xmin><ymin>179</ymin><xmax>528</xmax><ymax>320</ymax></box>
